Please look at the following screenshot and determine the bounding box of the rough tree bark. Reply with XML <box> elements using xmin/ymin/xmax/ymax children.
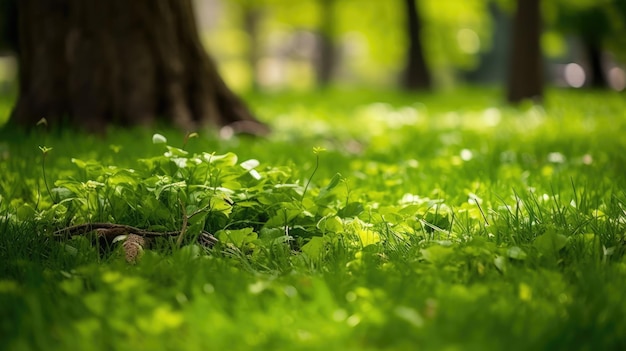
<box><xmin>507</xmin><ymin>0</ymin><xmax>543</xmax><ymax>103</ymax></box>
<box><xmin>402</xmin><ymin>0</ymin><xmax>431</xmax><ymax>91</ymax></box>
<box><xmin>10</xmin><ymin>0</ymin><xmax>269</xmax><ymax>134</ymax></box>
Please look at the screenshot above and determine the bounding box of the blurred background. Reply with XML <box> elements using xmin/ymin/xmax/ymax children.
<box><xmin>193</xmin><ymin>0</ymin><xmax>626</xmax><ymax>93</ymax></box>
<box><xmin>0</xmin><ymin>0</ymin><xmax>624</xmax><ymax>94</ymax></box>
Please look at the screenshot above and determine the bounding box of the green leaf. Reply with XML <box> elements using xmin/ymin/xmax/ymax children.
<box><xmin>265</xmin><ymin>207</ymin><xmax>302</xmax><ymax>228</ymax></box>
<box><xmin>533</xmin><ymin>231</ymin><xmax>568</xmax><ymax>256</ymax></box>
<box><xmin>39</xmin><ymin>145</ymin><xmax>53</xmax><ymax>154</ymax></box>
<box><xmin>71</xmin><ymin>158</ymin><xmax>87</xmax><ymax>169</ymax></box>
<box><xmin>301</xmin><ymin>236</ymin><xmax>325</xmax><ymax>259</ymax></box>
<box><xmin>152</xmin><ymin>133</ymin><xmax>167</xmax><ymax>144</ymax></box>
<box><xmin>317</xmin><ymin>215</ymin><xmax>344</xmax><ymax>233</ymax></box>
<box><xmin>171</xmin><ymin>157</ymin><xmax>188</xmax><ymax>168</ymax></box>
<box><xmin>259</xmin><ymin>228</ymin><xmax>285</xmax><ymax>241</ymax></box>
<box><xmin>53</xmin><ymin>180</ymin><xmax>85</xmax><ymax>196</ymax></box>
<box><xmin>216</xmin><ymin>228</ymin><xmax>257</xmax><ymax>247</ymax></box>
<box><xmin>317</xmin><ymin>173</ymin><xmax>342</xmax><ymax>199</ymax></box>
<box><xmin>337</xmin><ymin>202</ymin><xmax>364</xmax><ymax>218</ymax></box>
<box><xmin>203</xmin><ymin>152</ymin><xmax>238</xmax><ymax>166</ymax></box>
<box><xmin>51</xmin><ymin>187</ymin><xmax>74</xmax><ymax>200</ymax></box>
<box><xmin>16</xmin><ymin>204</ymin><xmax>36</xmax><ymax>220</ymax></box>
<box><xmin>154</xmin><ymin>181</ymin><xmax>186</xmax><ymax>199</ymax></box>
<box><xmin>165</xmin><ymin>146</ymin><xmax>188</xmax><ymax>157</ymax></box>
<box><xmin>240</xmin><ymin>159</ymin><xmax>260</xmax><ymax>171</ymax></box>
<box><xmin>235</xmin><ymin>200</ymin><xmax>258</xmax><ymax>208</ymax></box>
<box><xmin>325</xmin><ymin>173</ymin><xmax>342</xmax><ymax>190</ymax></box>
<box><xmin>312</xmin><ymin>146</ymin><xmax>326</xmax><ymax>154</ymax></box>
<box><xmin>398</xmin><ymin>204</ymin><xmax>420</xmax><ymax>216</ymax></box>
<box><xmin>507</xmin><ymin>246</ymin><xmax>527</xmax><ymax>260</ymax></box>
<box><xmin>177</xmin><ymin>244</ymin><xmax>202</xmax><ymax>259</ymax></box>
<box><xmin>209</xmin><ymin>196</ymin><xmax>233</xmax><ymax>216</ymax></box>
<box><xmin>494</xmin><ymin>255</ymin><xmax>506</xmax><ymax>273</ymax></box>
<box><xmin>108</xmin><ymin>170</ymin><xmax>138</xmax><ymax>187</ymax></box>
<box><xmin>394</xmin><ymin>306</ymin><xmax>424</xmax><ymax>328</ymax></box>
<box><xmin>421</xmin><ymin>245</ymin><xmax>453</xmax><ymax>264</ymax></box>
<box><xmin>355</xmin><ymin>226</ymin><xmax>381</xmax><ymax>247</ymax></box>
<box><xmin>221</xmin><ymin>181</ymin><xmax>242</xmax><ymax>191</ymax></box>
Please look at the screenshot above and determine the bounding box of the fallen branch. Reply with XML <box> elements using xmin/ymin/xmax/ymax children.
<box><xmin>55</xmin><ymin>222</ymin><xmax>179</xmax><ymax>238</ymax></box>
<box><xmin>53</xmin><ymin>222</ymin><xmax>218</xmax><ymax>247</ymax></box>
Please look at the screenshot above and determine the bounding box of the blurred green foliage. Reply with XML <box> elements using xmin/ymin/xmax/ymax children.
<box><xmin>0</xmin><ymin>0</ymin><xmax>623</xmax><ymax>93</ymax></box>
<box><xmin>206</xmin><ymin>0</ymin><xmax>494</xmax><ymax>89</ymax></box>
<box><xmin>200</xmin><ymin>0</ymin><xmax>625</xmax><ymax>91</ymax></box>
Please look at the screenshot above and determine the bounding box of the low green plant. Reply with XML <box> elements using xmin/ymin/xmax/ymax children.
<box><xmin>1</xmin><ymin>88</ymin><xmax>626</xmax><ymax>350</ymax></box>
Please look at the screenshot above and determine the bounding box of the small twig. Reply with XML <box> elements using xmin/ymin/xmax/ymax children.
<box><xmin>176</xmin><ymin>199</ymin><xmax>188</xmax><ymax>248</ymax></box>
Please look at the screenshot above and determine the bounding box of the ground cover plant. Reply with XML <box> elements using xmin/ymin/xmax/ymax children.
<box><xmin>1</xmin><ymin>88</ymin><xmax>626</xmax><ymax>350</ymax></box>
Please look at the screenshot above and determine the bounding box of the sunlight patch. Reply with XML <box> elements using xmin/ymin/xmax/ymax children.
<box><xmin>482</xmin><ymin>107</ymin><xmax>501</xmax><ymax>126</ymax></box>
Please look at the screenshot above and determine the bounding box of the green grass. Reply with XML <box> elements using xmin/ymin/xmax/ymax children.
<box><xmin>1</xmin><ymin>87</ymin><xmax>626</xmax><ymax>350</ymax></box>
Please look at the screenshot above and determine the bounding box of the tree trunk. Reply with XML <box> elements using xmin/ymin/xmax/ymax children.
<box><xmin>583</xmin><ymin>38</ymin><xmax>607</xmax><ymax>88</ymax></box>
<box><xmin>242</xmin><ymin>4</ymin><xmax>262</xmax><ymax>91</ymax></box>
<box><xmin>10</xmin><ymin>0</ymin><xmax>269</xmax><ymax>135</ymax></box>
<box><xmin>316</xmin><ymin>0</ymin><xmax>335</xmax><ymax>87</ymax></box>
<box><xmin>0</xmin><ymin>0</ymin><xmax>18</xmax><ymax>54</ymax></box>
<box><xmin>506</xmin><ymin>0</ymin><xmax>543</xmax><ymax>103</ymax></box>
<box><xmin>402</xmin><ymin>0</ymin><xmax>431</xmax><ymax>91</ymax></box>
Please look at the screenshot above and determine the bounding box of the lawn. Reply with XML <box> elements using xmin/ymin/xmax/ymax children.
<box><xmin>1</xmin><ymin>88</ymin><xmax>626</xmax><ymax>350</ymax></box>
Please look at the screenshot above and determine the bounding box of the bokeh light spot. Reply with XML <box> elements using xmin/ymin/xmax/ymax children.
<box><xmin>457</xmin><ymin>29</ymin><xmax>480</xmax><ymax>55</ymax></box>
<box><xmin>564</xmin><ymin>63</ymin><xmax>585</xmax><ymax>88</ymax></box>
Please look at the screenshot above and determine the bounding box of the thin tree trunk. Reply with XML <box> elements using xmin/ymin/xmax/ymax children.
<box><xmin>317</xmin><ymin>0</ymin><xmax>335</xmax><ymax>87</ymax></box>
<box><xmin>243</xmin><ymin>5</ymin><xmax>262</xmax><ymax>91</ymax></box>
<box><xmin>506</xmin><ymin>0</ymin><xmax>543</xmax><ymax>103</ymax></box>
<box><xmin>10</xmin><ymin>0</ymin><xmax>269</xmax><ymax>135</ymax></box>
<box><xmin>402</xmin><ymin>0</ymin><xmax>431</xmax><ymax>90</ymax></box>
<box><xmin>583</xmin><ymin>38</ymin><xmax>607</xmax><ymax>88</ymax></box>
<box><xmin>0</xmin><ymin>0</ymin><xmax>19</xmax><ymax>54</ymax></box>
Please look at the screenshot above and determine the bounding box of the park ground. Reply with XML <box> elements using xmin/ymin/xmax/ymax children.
<box><xmin>1</xmin><ymin>88</ymin><xmax>626</xmax><ymax>350</ymax></box>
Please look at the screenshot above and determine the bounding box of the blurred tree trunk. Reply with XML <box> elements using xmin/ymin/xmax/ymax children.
<box><xmin>0</xmin><ymin>0</ymin><xmax>18</xmax><ymax>54</ymax></box>
<box><xmin>507</xmin><ymin>0</ymin><xmax>543</xmax><ymax>103</ymax></box>
<box><xmin>402</xmin><ymin>0</ymin><xmax>431</xmax><ymax>90</ymax></box>
<box><xmin>317</xmin><ymin>0</ymin><xmax>335</xmax><ymax>87</ymax></box>
<box><xmin>242</xmin><ymin>4</ymin><xmax>262</xmax><ymax>91</ymax></box>
<box><xmin>10</xmin><ymin>0</ymin><xmax>268</xmax><ymax>134</ymax></box>
<box><xmin>583</xmin><ymin>38</ymin><xmax>607</xmax><ymax>88</ymax></box>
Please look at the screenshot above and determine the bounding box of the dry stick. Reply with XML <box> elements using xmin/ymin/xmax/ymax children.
<box><xmin>54</xmin><ymin>201</ymin><xmax>219</xmax><ymax>248</ymax></box>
